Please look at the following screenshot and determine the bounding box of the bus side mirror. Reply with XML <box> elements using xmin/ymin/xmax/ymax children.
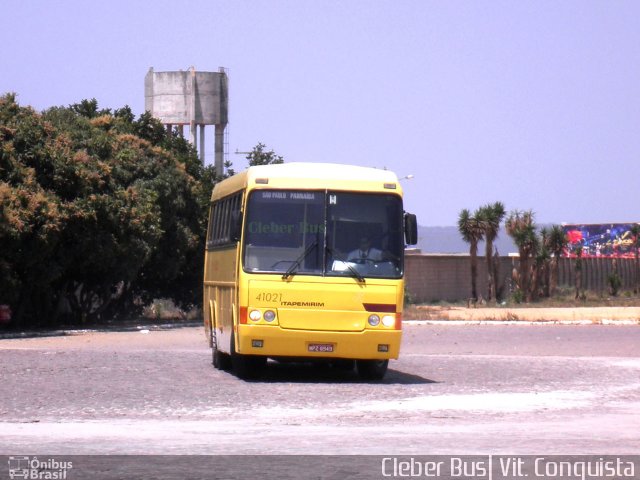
<box><xmin>404</xmin><ymin>213</ymin><xmax>418</xmax><ymax>246</ymax></box>
<box><xmin>231</xmin><ymin>210</ymin><xmax>243</xmax><ymax>242</ymax></box>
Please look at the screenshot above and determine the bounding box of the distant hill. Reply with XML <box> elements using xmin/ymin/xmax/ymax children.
<box><xmin>416</xmin><ymin>226</ymin><xmax>518</xmax><ymax>255</ymax></box>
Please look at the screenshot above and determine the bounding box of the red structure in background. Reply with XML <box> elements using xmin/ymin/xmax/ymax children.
<box><xmin>563</xmin><ymin>223</ymin><xmax>640</xmax><ymax>258</ymax></box>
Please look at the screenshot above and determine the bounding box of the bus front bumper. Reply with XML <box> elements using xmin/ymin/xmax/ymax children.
<box><xmin>236</xmin><ymin>324</ymin><xmax>401</xmax><ymax>360</ymax></box>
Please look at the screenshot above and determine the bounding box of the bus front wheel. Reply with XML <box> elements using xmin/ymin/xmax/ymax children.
<box><xmin>356</xmin><ymin>359</ymin><xmax>388</xmax><ymax>380</ymax></box>
<box><xmin>232</xmin><ymin>354</ymin><xmax>267</xmax><ymax>380</ymax></box>
<box><xmin>230</xmin><ymin>334</ymin><xmax>267</xmax><ymax>380</ymax></box>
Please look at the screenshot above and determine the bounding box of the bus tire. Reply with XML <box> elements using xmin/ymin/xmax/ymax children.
<box><xmin>211</xmin><ymin>327</ymin><xmax>231</xmax><ymax>370</ymax></box>
<box><xmin>232</xmin><ymin>354</ymin><xmax>267</xmax><ymax>380</ymax></box>
<box><xmin>356</xmin><ymin>359</ymin><xmax>388</xmax><ymax>380</ymax></box>
<box><xmin>231</xmin><ymin>334</ymin><xmax>266</xmax><ymax>380</ymax></box>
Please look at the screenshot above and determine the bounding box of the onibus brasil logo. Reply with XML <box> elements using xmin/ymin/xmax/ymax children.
<box><xmin>8</xmin><ymin>456</ymin><xmax>72</xmax><ymax>479</ymax></box>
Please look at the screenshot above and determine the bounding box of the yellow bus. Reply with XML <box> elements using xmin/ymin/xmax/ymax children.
<box><xmin>203</xmin><ymin>163</ymin><xmax>417</xmax><ymax>380</ymax></box>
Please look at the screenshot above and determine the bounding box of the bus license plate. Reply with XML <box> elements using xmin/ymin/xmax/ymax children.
<box><xmin>308</xmin><ymin>343</ymin><xmax>334</xmax><ymax>353</ymax></box>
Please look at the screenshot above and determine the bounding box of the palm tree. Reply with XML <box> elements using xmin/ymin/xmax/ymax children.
<box><xmin>505</xmin><ymin>210</ymin><xmax>538</xmax><ymax>302</ymax></box>
<box><xmin>546</xmin><ymin>225</ymin><xmax>568</xmax><ymax>297</ymax></box>
<box><xmin>631</xmin><ymin>224</ymin><xmax>640</xmax><ymax>295</ymax></box>
<box><xmin>458</xmin><ymin>208</ymin><xmax>485</xmax><ymax>303</ymax></box>
<box><xmin>537</xmin><ymin>228</ymin><xmax>551</xmax><ymax>298</ymax></box>
<box><xmin>477</xmin><ymin>202</ymin><xmax>506</xmax><ymax>303</ymax></box>
<box><xmin>574</xmin><ymin>245</ymin><xmax>584</xmax><ymax>300</ymax></box>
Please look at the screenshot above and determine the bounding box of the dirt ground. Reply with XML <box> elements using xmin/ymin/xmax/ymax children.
<box><xmin>2</xmin><ymin>324</ymin><xmax>640</xmax><ymax>457</ymax></box>
<box><xmin>406</xmin><ymin>305</ymin><xmax>640</xmax><ymax>323</ymax></box>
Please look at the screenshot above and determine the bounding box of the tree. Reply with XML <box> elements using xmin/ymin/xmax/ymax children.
<box><xmin>546</xmin><ymin>225</ymin><xmax>568</xmax><ymax>297</ymax></box>
<box><xmin>505</xmin><ymin>210</ymin><xmax>538</xmax><ymax>302</ymax></box>
<box><xmin>573</xmin><ymin>245</ymin><xmax>584</xmax><ymax>300</ymax></box>
<box><xmin>458</xmin><ymin>208</ymin><xmax>485</xmax><ymax>303</ymax></box>
<box><xmin>1</xmin><ymin>94</ymin><xmax>209</xmax><ymax>326</ymax></box>
<box><xmin>1</xmin><ymin>94</ymin><xmax>292</xmax><ymax>328</ymax></box>
<box><xmin>477</xmin><ymin>201</ymin><xmax>506</xmax><ymax>303</ymax></box>
<box><xmin>70</xmin><ymin>98</ymin><xmax>109</xmax><ymax>119</ymax></box>
<box><xmin>245</xmin><ymin>142</ymin><xmax>284</xmax><ymax>166</ymax></box>
<box><xmin>537</xmin><ymin>228</ymin><xmax>551</xmax><ymax>298</ymax></box>
<box><xmin>607</xmin><ymin>258</ymin><xmax>622</xmax><ymax>297</ymax></box>
<box><xmin>1</xmin><ymin>94</ymin><xmax>68</xmax><ymax>326</ymax></box>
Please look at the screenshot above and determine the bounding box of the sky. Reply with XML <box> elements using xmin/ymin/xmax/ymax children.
<box><xmin>2</xmin><ymin>0</ymin><xmax>639</xmax><ymax>226</ymax></box>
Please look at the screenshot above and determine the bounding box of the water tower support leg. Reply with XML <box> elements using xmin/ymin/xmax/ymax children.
<box><xmin>214</xmin><ymin>125</ymin><xmax>224</xmax><ymax>177</ymax></box>
<box><xmin>200</xmin><ymin>125</ymin><xmax>206</xmax><ymax>164</ymax></box>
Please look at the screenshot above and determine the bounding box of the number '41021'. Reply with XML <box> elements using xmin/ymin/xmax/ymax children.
<box><xmin>255</xmin><ymin>292</ymin><xmax>282</xmax><ymax>303</ymax></box>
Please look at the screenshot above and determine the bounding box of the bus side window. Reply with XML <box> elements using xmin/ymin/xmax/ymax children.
<box><xmin>206</xmin><ymin>205</ymin><xmax>215</xmax><ymax>249</ymax></box>
<box><xmin>230</xmin><ymin>194</ymin><xmax>242</xmax><ymax>242</ymax></box>
<box><xmin>220</xmin><ymin>199</ymin><xmax>230</xmax><ymax>243</ymax></box>
<box><xmin>208</xmin><ymin>193</ymin><xmax>243</xmax><ymax>249</ymax></box>
<box><xmin>207</xmin><ymin>202</ymin><xmax>219</xmax><ymax>249</ymax></box>
<box><xmin>212</xmin><ymin>202</ymin><xmax>223</xmax><ymax>246</ymax></box>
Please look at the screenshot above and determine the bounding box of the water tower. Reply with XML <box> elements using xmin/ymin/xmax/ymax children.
<box><xmin>144</xmin><ymin>66</ymin><xmax>228</xmax><ymax>175</ymax></box>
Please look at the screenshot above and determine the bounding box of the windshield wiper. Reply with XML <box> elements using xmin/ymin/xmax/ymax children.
<box><xmin>325</xmin><ymin>246</ymin><xmax>365</xmax><ymax>284</ymax></box>
<box><xmin>282</xmin><ymin>241</ymin><xmax>318</xmax><ymax>280</ymax></box>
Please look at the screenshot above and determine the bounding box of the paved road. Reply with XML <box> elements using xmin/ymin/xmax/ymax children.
<box><xmin>0</xmin><ymin>323</ymin><xmax>639</xmax><ymax>455</ymax></box>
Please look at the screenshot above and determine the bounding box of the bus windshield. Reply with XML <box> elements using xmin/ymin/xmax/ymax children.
<box><xmin>243</xmin><ymin>190</ymin><xmax>404</xmax><ymax>279</ymax></box>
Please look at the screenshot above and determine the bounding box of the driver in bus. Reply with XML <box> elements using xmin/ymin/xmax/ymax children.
<box><xmin>348</xmin><ymin>236</ymin><xmax>384</xmax><ymax>263</ymax></box>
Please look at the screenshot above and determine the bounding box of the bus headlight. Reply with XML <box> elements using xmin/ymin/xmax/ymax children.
<box><xmin>368</xmin><ymin>314</ymin><xmax>380</xmax><ymax>326</ymax></box>
<box><xmin>382</xmin><ymin>315</ymin><xmax>395</xmax><ymax>327</ymax></box>
<box><xmin>249</xmin><ymin>310</ymin><xmax>262</xmax><ymax>321</ymax></box>
<box><xmin>263</xmin><ymin>310</ymin><xmax>276</xmax><ymax>322</ymax></box>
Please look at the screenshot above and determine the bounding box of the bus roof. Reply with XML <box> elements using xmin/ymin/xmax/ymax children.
<box><xmin>211</xmin><ymin>162</ymin><xmax>403</xmax><ymax>201</ymax></box>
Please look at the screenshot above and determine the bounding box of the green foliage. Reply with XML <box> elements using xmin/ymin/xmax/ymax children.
<box><xmin>572</xmin><ymin>244</ymin><xmax>584</xmax><ymax>300</ymax></box>
<box><xmin>0</xmin><ymin>94</ymin><xmax>214</xmax><ymax>327</ymax></box>
<box><xmin>505</xmin><ymin>210</ymin><xmax>538</xmax><ymax>255</ymax></box>
<box><xmin>403</xmin><ymin>285</ymin><xmax>415</xmax><ymax>306</ymax></box>
<box><xmin>505</xmin><ymin>210</ymin><xmax>539</xmax><ymax>302</ymax></box>
<box><xmin>543</xmin><ymin>224</ymin><xmax>567</xmax><ymax>298</ymax></box>
<box><xmin>245</xmin><ymin>142</ymin><xmax>284</xmax><ymax>166</ymax></box>
<box><xmin>457</xmin><ymin>207</ymin><xmax>484</xmax><ymax>302</ymax></box>
<box><xmin>511</xmin><ymin>289</ymin><xmax>525</xmax><ymax>304</ymax></box>
<box><xmin>573</xmin><ymin>245</ymin><xmax>583</xmax><ymax>270</ymax></box>
<box><xmin>457</xmin><ymin>208</ymin><xmax>484</xmax><ymax>246</ymax></box>
<box><xmin>70</xmin><ymin>98</ymin><xmax>110</xmax><ymax>118</ymax></box>
<box><xmin>476</xmin><ymin>202</ymin><xmax>505</xmax><ymax>245</ymax></box>
<box><xmin>546</xmin><ymin>225</ymin><xmax>568</xmax><ymax>258</ymax></box>
<box><xmin>476</xmin><ymin>201</ymin><xmax>506</xmax><ymax>302</ymax></box>
<box><xmin>607</xmin><ymin>272</ymin><xmax>622</xmax><ymax>297</ymax></box>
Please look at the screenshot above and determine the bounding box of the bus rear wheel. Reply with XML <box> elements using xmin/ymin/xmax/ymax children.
<box><xmin>356</xmin><ymin>359</ymin><xmax>388</xmax><ymax>380</ymax></box>
<box><xmin>211</xmin><ymin>327</ymin><xmax>231</xmax><ymax>370</ymax></box>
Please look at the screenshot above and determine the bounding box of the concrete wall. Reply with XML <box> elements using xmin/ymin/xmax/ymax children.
<box><xmin>404</xmin><ymin>254</ymin><xmax>514</xmax><ymax>303</ymax></box>
<box><xmin>405</xmin><ymin>254</ymin><xmax>638</xmax><ymax>302</ymax></box>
